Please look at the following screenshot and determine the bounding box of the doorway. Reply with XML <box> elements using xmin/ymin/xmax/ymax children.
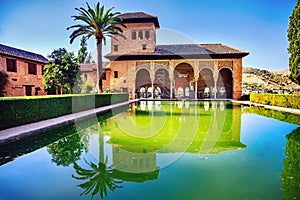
<box><xmin>24</xmin><ymin>85</ymin><xmax>33</xmax><ymax>96</ymax></box>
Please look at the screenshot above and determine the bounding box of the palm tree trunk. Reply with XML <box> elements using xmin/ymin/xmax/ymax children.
<box><xmin>96</xmin><ymin>39</ymin><xmax>103</xmax><ymax>92</ymax></box>
<box><xmin>99</xmin><ymin>127</ymin><xmax>105</xmax><ymax>164</ymax></box>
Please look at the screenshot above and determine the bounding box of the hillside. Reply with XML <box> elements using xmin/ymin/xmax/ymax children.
<box><xmin>242</xmin><ymin>67</ymin><xmax>300</xmax><ymax>94</ymax></box>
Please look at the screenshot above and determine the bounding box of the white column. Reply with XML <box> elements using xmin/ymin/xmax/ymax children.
<box><xmin>150</xmin><ymin>61</ymin><xmax>155</xmax><ymax>99</ymax></box>
<box><xmin>195</xmin><ymin>81</ymin><xmax>198</xmax><ymax>100</ymax></box>
<box><xmin>170</xmin><ymin>81</ymin><xmax>173</xmax><ymax>99</ymax></box>
<box><xmin>151</xmin><ymin>82</ymin><xmax>154</xmax><ymax>99</ymax></box>
<box><xmin>133</xmin><ymin>61</ymin><xmax>136</xmax><ymax>99</ymax></box>
<box><xmin>169</xmin><ymin>61</ymin><xmax>174</xmax><ymax>99</ymax></box>
<box><xmin>194</xmin><ymin>61</ymin><xmax>199</xmax><ymax>100</ymax></box>
<box><xmin>214</xmin><ymin>60</ymin><xmax>218</xmax><ymax>100</ymax></box>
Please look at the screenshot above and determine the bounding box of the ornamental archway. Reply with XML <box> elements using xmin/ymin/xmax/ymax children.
<box><xmin>217</xmin><ymin>68</ymin><xmax>233</xmax><ymax>99</ymax></box>
<box><xmin>197</xmin><ymin>68</ymin><xmax>214</xmax><ymax>99</ymax></box>
<box><xmin>135</xmin><ymin>68</ymin><xmax>151</xmax><ymax>98</ymax></box>
<box><xmin>154</xmin><ymin>68</ymin><xmax>170</xmax><ymax>99</ymax></box>
<box><xmin>174</xmin><ymin>63</ymin><xmax>194</xmax><ymax>98</ymax></box>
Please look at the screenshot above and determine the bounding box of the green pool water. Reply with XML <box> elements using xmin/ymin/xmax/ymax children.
<box><xmin>0</xmin><ymin>101</ymin><xmax>299</xmax><ymax>200</ymax></box>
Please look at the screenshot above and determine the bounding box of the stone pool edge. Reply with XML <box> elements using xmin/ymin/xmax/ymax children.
<box><xmin>0</xmin><ymin>99</ymin><xmax>138</xmax><ymax>144</ymax></box>
<box><xmin>1</xmin><ymin>99</ymin><xmax>299</xmax><ymax>145</ymax></box>
<box><xmin>232</xmin><ymin>100</ymin><xmax>300</xmax><ymax>115</ymax></box>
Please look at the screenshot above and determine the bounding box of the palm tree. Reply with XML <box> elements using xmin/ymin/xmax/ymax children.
<box><xmin>67</xmin><ymin>2</ymin><xmax>126</xmax><ymax>92</ymax></box>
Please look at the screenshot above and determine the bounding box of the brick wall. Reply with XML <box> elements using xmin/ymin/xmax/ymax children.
<box><xmin>111</xmin><ymin>22</ymin><xmax>157</xmax><ymax>54</ymax></box>
<box><xmin>233</xmin><ymin>58</ymin><xmax>242</xmax><ymax>100</ymax></box>
<box><xmin>0</xmin><ymin>55</ymin><xmax>46</xmax><ymax>96</ymax></box>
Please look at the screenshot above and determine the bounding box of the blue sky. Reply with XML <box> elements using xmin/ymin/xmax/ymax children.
<box><xmin>0</xmin><ymin>0</ymin><xmax>296</xmax><ymax>70</ymax></box>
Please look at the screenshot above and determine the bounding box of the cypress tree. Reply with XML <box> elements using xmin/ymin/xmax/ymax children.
<box><xmin>288</xmin><ymin>0</ymin><xmax>300</xmax><ymax>84</ymax></box>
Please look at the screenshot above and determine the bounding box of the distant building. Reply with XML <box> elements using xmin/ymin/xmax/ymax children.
<box><xmin>0</xmin><ymin>44</ymin><xmax>48</xmax><ymax>96</ymax></box>
<box><xmin>79</xmin><ymin>62</ymin><xmax>111</xmax><ymax>91</ymax></box>
<box><xmin>81</xmin><ymin>12</ymin><xmax>249</xmax><ymax>100</ymax></box>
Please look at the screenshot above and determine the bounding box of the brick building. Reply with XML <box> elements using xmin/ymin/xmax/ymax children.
<box><xmin>84</xmin><ymin>12</ymin><xmax>249</xmax><ymax>100</ymax></box>
<box><xmin>0</xmin><ymin>44</ymin><xmax>48</xmax><ymax>96</ymax></box>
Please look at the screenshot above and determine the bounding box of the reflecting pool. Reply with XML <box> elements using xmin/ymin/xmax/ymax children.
<box><xmin>0</xmin><ymin>101</ymin><xmax>299</xmax><ymax>200</ymax></box>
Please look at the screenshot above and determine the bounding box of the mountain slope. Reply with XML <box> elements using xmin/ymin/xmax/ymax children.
<box><xmin>242</xmin><ymin>67</ymin><xmax>300</xmax><ymax>94</ymax></box>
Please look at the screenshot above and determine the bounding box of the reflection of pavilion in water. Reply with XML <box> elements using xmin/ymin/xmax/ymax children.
<box><xmin>111</xmin><ymin>147</ymin><xmax>159</xmax><ymax>183</ymax></box>
<box><xmin>103</xmin><ymin>101</ymin><xmax>246</xmax><ymax>181</ymax></box>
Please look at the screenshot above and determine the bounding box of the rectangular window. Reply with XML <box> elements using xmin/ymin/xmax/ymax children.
<box><xmin>6</xmin><ymin>58</ymin><xmax>17</xmax><ymax>72</ymax></box>
<box><xmin>28</xmin><ymin>63</ymin><xmax>37</xmax><ymax>75</ymax></box>
<box><xmin>138</xmin><ymin>30</ymin><xmax>143</xmax><ymax>40</ymax></box>
<box><xmin>113</xmin><ymin>45</ymin><xmax>119</xmax><ymax>52</ymax></box>
<box><xmin>145</xmin><ymin>30</ymin><xmax>150</xmax><ymax>40</ymax></box>
<box><xmin>114</xmin><ymin>71</ymin><xmax>118</xmax><ymax>78</ymax></box>
<box><xmin>142</xmin><ymin>44</ymin><xmax>147</xmax><ymax>50</ymax></box>
<box><xmin>102</xmin><ymin>72</ymin><xmax>106</xmax><ymax>80</ymax></box>
<box><xmin>132</xmin><ymin>30</ymin><xmax>137</xmax><ymax>40</ymax></box>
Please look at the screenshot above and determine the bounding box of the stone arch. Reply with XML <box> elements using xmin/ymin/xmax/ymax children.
<box><xmin>218</xmin><ymin>67</ymin><xmax>233</xmax><ymax>73</ymax></box>
<box><xmin>154</xmin><ymin>68</ymin><xmax>170</xmax><ymax>98</ymax></box>
<box><xmin>154</xmin><ymin>64</ymin><xmax>170</xmax><ymax>74</ymax></box>
<box><xmin>135</xmin><ymin>68</ymin><xmax>151</xmax><ymax>98</ymax></box>
<box><xmin>197</xmin><ymin>68</ymin><xmax>214</xmax><ymax>98</ymax></box>
<box><xmin>217</xmin><ymin>68</ymin><xmax>233</xmax><ymax>99</ymax></box>
<box><xmin>174</xmin><ymin>62</ymin><xmax>194</xmax><ymax>98</ymax></box>
<box><xmin>136</xmin><ymin>66</ymin><xmax>151</xmax><ymax>74</ymax></box>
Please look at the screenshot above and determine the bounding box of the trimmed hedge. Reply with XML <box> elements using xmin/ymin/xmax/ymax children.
<box><xmin>250</xmin><ymin>94</ymin><xmax>300</xmax><ymax>109</ymax></box>
<box><xmin>0</xmin><ymin>93</ymin><xmax>128</xmax><ymax>130</ymax></box>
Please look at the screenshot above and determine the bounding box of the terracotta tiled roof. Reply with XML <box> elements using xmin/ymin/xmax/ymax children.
<box><xmin>119</xmin><ymin>12</ymin><xmax>157</xmax><ymax>19</ymax></box>
<box><xmin>155</xmin><ymin>44</ymin><xmax>249</xmax><ymax>55</ymax></box>
<box><xmin>0</xmin><ymin>43</ymin><xmax>48</xmax><ymax>64</ymax></box>
<box><xmin>119</xmin><ymin>12</ymin><xmax>160</xmax><ymax>28</ymax></box>
<box><xmin>79</xmin><ymin>62</ymin><xmax>110</xmax><ymax>72</ymax></box>
<box><xmin>105</xmin><ymin>44</ymin><xmax>249</xmax><ymax>60</ymax></box>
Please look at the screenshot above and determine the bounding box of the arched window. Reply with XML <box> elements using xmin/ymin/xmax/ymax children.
<box><xmin>132</xmin><ymin>31</ymin><xmax>137</xmax><ymax>40</ymax></box>
<box><xmin>138</xmin><ymin>30</ymin><xmax>143</xmax><ymax>40</ymax></box>
<box><xmin>145</xmin><ymin>30</ymin><xmax>150</xmax><ymax>40</ymax></box>
<box><xmin>177</xmin><ymin>87</ymin><xmax>184</xmax><ymax>97</ymax></box>
<box><xmin>140</xmin><ymin>87</ymin><xmax>146</xmax><ymax>98</ymax></box>
<box><xmin>147</xmin><ymin>87</ymin><xmax>153</xmax><ymax>98</ymax></box>
<box><xmin>185</xmin><ymin>87</ymin><xmax>190</xmax><ymax>97</ymax></box>
<box><xmin>204</xmin><ymin>87</ymin><xmax>210</xmax><ymax>98</ymax></box>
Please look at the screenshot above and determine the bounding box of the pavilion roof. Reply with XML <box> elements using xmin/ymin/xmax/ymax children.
<box><xmin>105</xmin><ymin>43</ymin><xmax>249</xmax><ymax>60</ymax></box>
<box><xmin>119</xmin><ymin>12</ymin><xmax>160</xmax><ymax>28</ymax></box>
<box><xmin>79</xmin><ymin>62</ymin><xmax>110</xmax><ymax>72</ymax></box>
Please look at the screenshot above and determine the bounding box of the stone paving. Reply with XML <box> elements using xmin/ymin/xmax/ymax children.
<box><xmin>232</xmin><ymin>100</ymin><xmax>300</xmax><ymax>115</ymax></box>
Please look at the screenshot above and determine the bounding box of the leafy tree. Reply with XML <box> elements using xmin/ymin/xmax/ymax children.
<box><xmin>77</xmin><ymin>36</ymin><xmax>88</xmax><ymax>63</ymax></box>
<box><xmin>288</xmin><ymin>0</ymin><xmax>300</xmax><ymax>84</ymax></box>
<box><xmin>67</xmin><ymin>2</ymin><xmax>126</xmax><ymax>92</ymax></box>
<box><xmin>85</xmin><ymin>52</ymin><xmax>95</xmax><ymax>64</ymax></box>
<box><xmin>85</xmin><ymin>52</ymin><xmax>92</xmax><ymax>64</ymax></box>
<box><xmin>73</xmin><ymin>75</ymin><xmax>94</xmax><ymax>94</ymax></box>
<box><xmin>43</xmin><ymin>48</ymin><xmax>80</xmax><ymax>94</ymax></box>
<box><xmin>0</xmin><ymin>70</ymin><xmax>9</xmax><ymax>96</ymax></box>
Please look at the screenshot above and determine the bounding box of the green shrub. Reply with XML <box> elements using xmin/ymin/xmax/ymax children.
<box><xmin>0</xmin><ymin>93</ymin><xmax>128</xmax><ymax>130</ymax></box>
<box><xmin>250</xmin><ymin>94</ymin><xmax>300</xmax><ymax>109</ymax></box>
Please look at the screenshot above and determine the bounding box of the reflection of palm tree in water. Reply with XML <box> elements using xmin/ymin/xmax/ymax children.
<box><xmin>73</xmin><ymin>159</ymin><xmax>123</xmax><ymax>199</ymax></box>
<box><xmin>72</xmin><ymin>123</ymin><xmax>123</xmax><ymax>199</ymax></box>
